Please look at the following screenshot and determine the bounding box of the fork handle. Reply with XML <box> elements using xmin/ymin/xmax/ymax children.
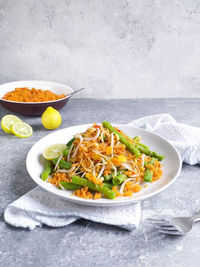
<box><xmin>193</xmin><ymin>210</ymin><xmax>200</xmax><ymax>222</ymax></box>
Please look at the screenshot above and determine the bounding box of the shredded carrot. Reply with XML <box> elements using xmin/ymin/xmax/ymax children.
<box><xmin>2</xmin><ymin>87</ymin><xmax>66</xmax><ymax>102</ymax></box>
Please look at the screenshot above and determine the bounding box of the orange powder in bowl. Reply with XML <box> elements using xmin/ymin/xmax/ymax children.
<box><xmin>2</xmin><ymin>87</ymin><xmax>66</xmax><ymax>102</ymax></box>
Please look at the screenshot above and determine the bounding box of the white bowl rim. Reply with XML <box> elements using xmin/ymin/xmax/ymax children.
<box><xmin>26</xmin><ymin>123</ymin><xmax>182</xmax><ymax>207</ymax></box>
<box><xmin>0</xmin><ymin>80</ymin><xmax>74</xmax><ymax>104</ymax></box>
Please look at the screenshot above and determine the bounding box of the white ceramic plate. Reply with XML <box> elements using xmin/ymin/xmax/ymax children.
<box><xmin>26</xmin><ymin>124</ymin><xmax>182</xmax><ymax>207</ymax></box>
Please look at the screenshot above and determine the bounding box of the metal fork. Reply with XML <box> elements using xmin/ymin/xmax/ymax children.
<box><xmin>148</xmin><ymin>210</ymin><xmax>200</xmax><ymax>235</ymax></box>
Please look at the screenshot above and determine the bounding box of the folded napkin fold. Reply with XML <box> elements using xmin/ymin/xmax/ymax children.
<box><xmin>4</xmin><ymin>113</ymin><xmax>199</xmax><ymax>230</ymax></box>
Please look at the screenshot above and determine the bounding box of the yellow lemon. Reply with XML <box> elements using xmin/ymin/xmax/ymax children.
<box><xmin>1</xmin><ymin>114</ymin><xmax>22</xmax><ymax>134</ymax></box>
<box><xmin>41</xmin><ymin>107</ymin><xmax>62</xmax><ymax>130</ymax></box>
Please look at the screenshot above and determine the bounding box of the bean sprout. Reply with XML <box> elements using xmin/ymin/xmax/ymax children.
<box><xmin>67</xmin><ymin>143</ymin><xmax>74</xmax><ymax>162</ymax></box>
<box><xmin>54</xmin><ymin>155</ymin><xmax>63</xmax><ymax>171</ymax></box>
<box><xmin>119</xmin><ymin>178</ymin><xmax>136</xmax><ymax>194</ymax></box>
<box><xmin>72</xmin><ymin>135</ymin><xmax>83</xmax><ymax>158</ymax></box>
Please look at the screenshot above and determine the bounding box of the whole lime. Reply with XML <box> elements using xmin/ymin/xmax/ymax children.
<box><xmin>41</xmin><ymin>107</ymin><xmax>62</xmax><ymax>130</ymax></box>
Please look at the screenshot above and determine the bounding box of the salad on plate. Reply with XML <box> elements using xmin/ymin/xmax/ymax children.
<box><xmin>41</xmin><ymin>121</ymin><xmax>164</xmax><ymax>200</ymax></box>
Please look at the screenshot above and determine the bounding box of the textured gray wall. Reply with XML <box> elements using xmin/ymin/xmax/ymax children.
<box><xmin>0</xmin><ymin>0</ymin><xmax>200</xmax><ymax>98</ymax></box>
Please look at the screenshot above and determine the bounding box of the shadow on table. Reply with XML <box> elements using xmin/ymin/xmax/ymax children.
<box><xmin>29</xmin><ymin>122</ymin><xmax>46</xmax><ymax>132</ymax></box>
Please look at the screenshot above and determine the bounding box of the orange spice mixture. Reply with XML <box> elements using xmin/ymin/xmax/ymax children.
<box><xmin>48</xmin><ymin>172</ymin><xmax>71</xmax><ymax>187</ymax></box>
<box><xmin>2</xmin><ymin>87</ymin><xmax>66</xmax><ymax>102</ymax></box>
<box><xmin>74</xmin><ymin>187</ymin><xmax>93</xmax><ymax>199</ymax></box>
<box><xmin>74</xmin><ymin>187</ymin><xmax>102</xmax><ymax>200</ymax></box>
<box><xmin>123</xmin><ymin>183</ymin><xmax>143</xmax><ymax>197</ymax></box>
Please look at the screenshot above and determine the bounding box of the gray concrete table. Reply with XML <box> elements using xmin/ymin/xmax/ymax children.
<box><xmin>0</xmin><ymin>99</ymin><xmax>200</xmax><ymax>267</ymax></box>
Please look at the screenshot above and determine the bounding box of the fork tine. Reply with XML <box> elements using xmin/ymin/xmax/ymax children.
<box><xmin>155</xmin><ymin>225</ymin><xmax>177</xmax><ymax>231</ymax></box>
<box><xmin>158</xmin><ymin>229</ymin><xmax>183</xmax><ymax>235</ymax></box>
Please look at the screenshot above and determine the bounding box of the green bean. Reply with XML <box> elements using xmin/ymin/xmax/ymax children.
<box><xmin>116</xmin><ymin>170</ymin><xmax>123</xmax><ymax>175</ymax></box>
<box><xmin>137</xmin><ymin>143</ymin><xmax>164</xmax><ymax>161</ymax></box>
<box><xmin>60</xmin><ymin>181</ymin><xmax>82</xmax><ymax>190</ymax></box>
<box><xmin>104</xmin><ymin>174</ymin><xmax>113</xmax><ymax>182</ymax></box>
<box><xmin>112</xmin><ymin>173</ymin><xmax>127</xmax><ymax>186</ymax></box>
<box><xmin>72</xmin><ymin>176</ymin><xmax>116</xmax><ymax>199</ymax></box>
<box><xmin>144</xmin><ymin>157</ymin><xmax>156</xmax><ymax>167</ymax></box>
<box><xmin>52</xmin><ymin>158</ymin><xmax>72</xmax><ymax>170</ymax></box>
<box><xmin>137</xmin><ymin>144</ymin><xmax>151</xmax><ymax>155</ymax></box>
<box><xmin>63</xmin><ymin>147</ymin><xmax>69</xmax><ymax>157</ymax></box>
<box><xmin>102</xmin><ymin>182</ymin><xmax>113</xmax><ymax>189</ymax></box>
<box><xmin>41</xmin><ymin>160</ymin><xmax>52</xmax><ymax>181</ymax></box>
<box><xmin>149</xmin><ymin>157</ymin><xmax>156</xmax><ymax>165</ymax></box>
<box><xmin>138</xmin><ymin>142</ymin><xmax>149</xmax><ymax>150</ymax></box>
<box><xmin>66</xmin><ymin>137</ymin><xmax>75</xmax><ymax>147</ymax></box>
<box><xmin>144</xmin><ymin>169</ymin><xmax>153</xmax><ymax>182</ymax></box>
<box><xmin>102</xmin><ymin>121</ymin><xmax>141</xmax><ymax>158</ymax></box>
<box><xmin>104</xmin><ymin>170</ymin><xmax>123</xmax><ymax>181</ymax></box>
<box><xmin>151</xmin><ymin>151</ymin><xmax>164</xmax><ymax>161</ymax></box>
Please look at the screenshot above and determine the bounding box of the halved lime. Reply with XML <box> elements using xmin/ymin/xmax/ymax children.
<box><xmin>11</xmin><ymin>122</ymin><xmax>33</xmax><ymax>138</ymax></box>
<box><xmin>1</xmin><ymin>114</ymin><xmax>22</xmax><ymax>134</ymax></box>
<box><xmin>42</xmin><ymin>144</ymin><xmax>67</xmax><ymax>160</ymax></box>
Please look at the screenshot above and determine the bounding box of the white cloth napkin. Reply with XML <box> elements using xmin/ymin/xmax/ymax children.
<box><xmin>4</xmin><ymin>187</ymin><xmax>141</xmax><ymax>231</ymax></box>
<box><xmin>128</xmin><ymin>113</ymin><xmax>200</xmax><ymax>165</ymax></box>
<box><xmin>5</xmin><ymin>113</ymin><xmax>199</xmax><ymax>231</ymax></box>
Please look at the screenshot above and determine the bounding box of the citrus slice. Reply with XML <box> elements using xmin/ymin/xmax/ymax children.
<box><xmin>42</xmin><ymin>144</ymin><xmax>67</xmax><ymax>160</ymax></box>
<box><xmin>1</xmin><ymin>114</ymin><xmax>22</xmax><ymax>134</ymax></box>
<box><xmin>11</xmin><ymin>122</ymin><xmax>33</xmax><ymax>138</ymax></box>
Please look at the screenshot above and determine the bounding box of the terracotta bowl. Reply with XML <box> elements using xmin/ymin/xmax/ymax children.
<box><xmin>0</xmin><ymin>80</ymin><xmax>74</xmax><ymax>116</ymax></box>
